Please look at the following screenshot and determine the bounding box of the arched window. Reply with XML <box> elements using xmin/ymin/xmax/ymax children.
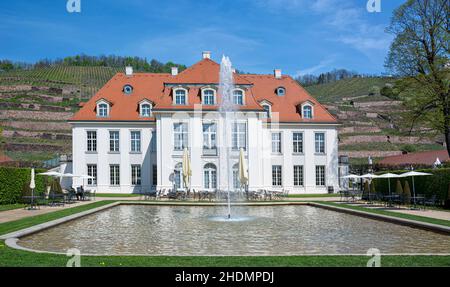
<box><xmin>233</xmin><ymin>90</ymin><xmax>244</xmax><ymax>105</ymax></box>
<box><xmin>141</xmin><ymin>103</ymin><xmax>151</xmax><ymax>117</ymax></box>
<box><xmin>174</xmin><ymin>163</ymin><xmax>183</xmax><ymax>190</ymax></box>
<box><xmin>276</xmin><ymin>87</ymin><xmax>286</xmax><ymax>96</ymax></box>
<box><xmin>202</xmin><ymin>89</ymin><xmax>215</xmax><ymax>105</ymax></box>
<box><xmin>303</xmin><ymin>105</ymin><xmax>313</xmax><ymax>119</ymax></box>
<box><xmin>232</xmin><ymin>164</ymin><xmax>240</xmax><ymax>190</ymax></box>
<box><xmin>203</xmin><ymin>163</ymin><xmax>217</xmax><ymax>189</ymax></box>
<box><xmin>174</xmin><ymin>89</ymin><xmax>187</xmax><ymax>105</ymax></box>
<box><xmin>98</xmin><ymin>103</ymin><xmax>109</xmax><ymax>117</ymax></box>
<box><xmin>123</xmin><ymin>85</ymin><xmax>133</xmax><ymax>95</ymax></box>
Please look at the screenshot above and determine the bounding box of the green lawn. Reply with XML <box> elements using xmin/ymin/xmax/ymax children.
<box><xmin>96</xmin><ymin>193</ymin><xmax>142</xmax><ymax>197</ymax></box>
<box><xmin>316</xmin><ymin>201</ymin><xmax>450</xmax><ymax>227</ymax></box>
<box><xmin>0</xmin><ymin>203</ymin><xmax>26</xmax><ymax>212</ymax></box>
<box><xmin>0</xmin><ymin>241</ymin><xmax>448</xmax><ymax>267</ymax></box>
<box><xmin>288</xmin><ymin>194</ymin><xmax>339</xmax><ymax>198</ymax></box>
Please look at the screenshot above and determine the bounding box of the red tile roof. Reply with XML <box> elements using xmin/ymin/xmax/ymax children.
<box><xmin>379</xmin><ymin>150</ymin><xmax>449</xmax><ymax>166</ymax></box>
<box><xmin>70</xmin><ymin>58</ymin><xmax>338</xmax><ymax>124</ymax></box>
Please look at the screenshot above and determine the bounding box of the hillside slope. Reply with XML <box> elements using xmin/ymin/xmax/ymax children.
<box><xmin>306</xmin><ymin>77</ymin><xmax>444</xmax><ymax>164</ymax></box>
<box><xmin>305</xmin><ymin>77</ymin><xmax>395</xmax><ymax>103</ymax></box>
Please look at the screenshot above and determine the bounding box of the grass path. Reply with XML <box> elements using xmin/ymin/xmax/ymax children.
<box><xmin>0</xmin><ymin>204</ymin><xmax>26</xmax><ymax>212</ymax></box>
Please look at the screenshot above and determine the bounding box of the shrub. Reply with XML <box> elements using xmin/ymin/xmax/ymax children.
<box><xmin>445</xmin><ymin>184</ymin><xmax>450</xmax><ymax>209</ymax></box>
<box><xmin>403</xmin><ymin>181</ymin><xmax>411</xmax><ymax>205</ymax></box>
<box><xmin>0</xmin><ymin>167</ymin><xmax>45</xmax><ymax>204</ymax></box>
<box><xmin>395</xmin><ymin>179</ymin><xmax>403</xmax><ymax>195</ymax></box>
<box><xmin>50</xmin><ymin>179</ymin><xmax>63</xmax><ymax>194</ymax></box>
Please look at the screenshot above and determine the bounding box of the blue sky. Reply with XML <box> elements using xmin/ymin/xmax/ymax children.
<box><xmin>0</xmin><ymin>0</ymin><xmax>406</xmax><ymax>76</ymax></box>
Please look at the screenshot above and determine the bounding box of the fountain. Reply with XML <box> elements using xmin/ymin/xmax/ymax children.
<box><xmin>219</xmin><ymin>55</ymin><xmax>235</xmax><ymax>220</ymax></box>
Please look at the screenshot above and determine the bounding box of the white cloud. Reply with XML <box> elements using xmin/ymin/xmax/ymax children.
<box><xmin>295</xmin><ymin>57</ymin><xmax>335</xmax><ymax>77</ymax></box>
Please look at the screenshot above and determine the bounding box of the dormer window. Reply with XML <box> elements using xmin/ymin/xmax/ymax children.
<box><xmin>233</xmin><ymin>89</ymin><xmax>244</xmax><ymax>105</ymax></box>
<box><xmin>174</xmin><ymin>88</ymin><xmax>187</xmax><ymax>105</ymax></box>
<box><xmin>276</xmin><ymin>87</ymin><xmax>286</xmax><ymax>96</ymax></box>
<box><xmin>96</xmin><ymin>100</ymin><xmax>110</xmax><ymax>117</ymax></box>
<box><xmin>259</xmin><ymin>100</ymin><xmax>272</xmax><ymax>119</ymax></box>
<box><xmin>202</xmin><ymin>89</ymin><xmax>216</xmax><ymax>105</ymax></box>
<box><xmin>263</xmin><ymin>105</ymin><xmax>271</xmax><ymax>118</ymax></box>
<box><xmin>302</xmin><ymin>105</ymin><xmax>313</xmax><ymax>119</ymax></box>
<box><xmin>139</xmin><ymin>99</ymin><xmax>153</xmax><ymax>117</ymax></box>
<box><xmin>123</xmin><ymin>85</ymin><xmax>133</xmax><ymax>95</ymax></box>
<box><xmin>141</xmin><ymin>104</ymin><xmax>151</xmax><ymax>117</ymax></box>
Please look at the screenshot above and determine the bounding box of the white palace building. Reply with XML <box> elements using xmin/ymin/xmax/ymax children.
<box><xmin>69</xmin><ymin>52</ymin><xmax>340</xmax><ymax>194</ymax></box>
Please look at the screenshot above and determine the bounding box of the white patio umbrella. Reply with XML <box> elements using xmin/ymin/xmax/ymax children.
<box><xmin>238</xmin><ymin>148</ymin><xmax>248</xmax><ymax>189</ymax></box>
<box><xmin>37</xmin><ymin>171</ymin><xmax>64</xmax><ymax>177</ymax></box>
<box><xmin>377</xmin><ymin>173</ymin><xmax>401</xmax><ymax>197</ymax></box>
<box><xmin>182</xmin><ymin>148</ymin><xmax>192</xmax><ymax>191</ymax></box>
<box><xmin>399</xmin><ymin>171</ymin><xmax>432</xmax><ymax>207</ymax></box>
<box><xmin>73</xmin><ymin>174</ymin><xmax>95</xmax><ymax>188</ymax></box>
<box><xmin>29</xmin><ymin>168</ymin><xmax>36</xmax><ymax>210</ymax></box>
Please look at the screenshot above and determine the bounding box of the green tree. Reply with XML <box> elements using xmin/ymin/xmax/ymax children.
<box><xmin>385</xmin><ymin>0</ymin><xmax>450</xmax><ymax>154</ymax></box>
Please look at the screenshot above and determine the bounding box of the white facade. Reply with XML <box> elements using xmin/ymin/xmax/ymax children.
<box><xmin>71</xmin><ymin>111</ymin><xmax>339</xmax><ymax>194</ymax></box>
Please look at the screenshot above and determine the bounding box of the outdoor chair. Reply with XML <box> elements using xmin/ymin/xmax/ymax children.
<box><xmin>423</xmin><ymin>195</ymin><xmax>438</xmax><ymax>207</ymax></box>
<box><xmin>48</xmin><ymin>193</ymin><xmax>65</xmax><ymax>207</ymax></box>
<box><xmin>167</xmin><ymin>189</ymin><xmax>177</xmax><ymax>200</ymax></box>
<box><xmin>143</xmin><ymin>190</ymin><xmax>157</xmax><ymax>200</ymax></box>
<box><xmin>66</xmin><ymin>188</ymin><xmax>77</xmax><ymax>203</ymax></box>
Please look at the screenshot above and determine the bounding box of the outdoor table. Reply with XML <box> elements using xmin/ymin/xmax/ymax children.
<box><xmin>22</xmin><ymin>195</ymin><xmax>41</xmax><ymax>210</ymax></box>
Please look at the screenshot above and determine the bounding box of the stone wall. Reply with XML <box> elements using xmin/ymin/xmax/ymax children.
<box><xmin>0</xmin><ymin>121</ymin><xmax>72</xmax><ymax>131</ymax></box>
<box><xmin>339</xmin><ymin>151</ymin><xmax>403</xmax><ymax>158</ymax></box>
<box><xmin>340</xmin><ymin>135</ymin><xmax>435</xmax><ymax>145</ymax></box>
<box><xmin>0</xmin><ymin>110</ymin><xmax>73</xmax><ymax>121</ymax></box>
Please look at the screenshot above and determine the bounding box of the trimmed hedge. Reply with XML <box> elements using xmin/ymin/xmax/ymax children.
<box><xmin>0</xmin><ymin>167</ymin><xmax>46</xmax><ymax>204</ymax></box>
<box><xmin>373</xmin><ymin>168</ymin><xmax>450</xmax><ymax>203</ymax></box>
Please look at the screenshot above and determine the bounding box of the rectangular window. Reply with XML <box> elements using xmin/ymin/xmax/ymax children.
<box><xmin>109</xmin><ymin>131</ymin><xmax>120</xmax><ymax>152</ymax></box>
<box><xmin>272</xmin><ymin>132</ymin><xmax>282</xmax><ymax>153</ymax></box>
<box><xmin>294</xmin><ymin>165</ymin><xmax>304</xmax><ymax>187</ymax></box>
<box><xmin>110</xmin><ymin>165</ymin><xmax>120</xmax><ymax>186</ymax></box>
<box><xmin>86</xmin><ymin>131</ymin><xmax>97</xmax><ymax>152</ymax></box>
<box><xmin>87</xmin><ymin>164</ymin><xmax>97</xmax><ymax>186</ymax></box>
<box><xmin>315</xmin><ymin>132</ymin><xmax>325</xmax><ymax>154</ymax></box>
<box><xmin>131</xmin><ymin>165</ymin><xmax>141</xmax><ymax>186</ymax></box>
<box><xmin>152</xmin><ymin>165</ymin><xmax>157</xmax><ymax>186</ymax></box>
<box><xmin>130</xmin><ymin>131</ymin><xmax>141</xmax><ymax>152</ymax></box>
<box><xmin>232</xmin><ymin>122</ymin><xmax>246</xmax><ymax>151</ymax></box>
<box><xmin>316</xmin><ymin>165</ymin><xmax>326</xmax><ymax>186</ymax></box>
<box><xmin>293</xmin><ymin>132</ymin><xmax>303</xmax><ymax>153</ymax></box>
<box><xmin>272</xmin><ymin>165</ymin><xmax>282</xmax><ymax>187</ymax></box>
<box><xmin>174</xmin><ymin>123</ymin><xmax>188</xmax><ymax>151</ymax></box>
<box><xmin>150</xmin><ymin>131</ymin><xmax>157</xmax><ymax>153</ymax></box>
<box><xmin>203</xmin><ymin>123</ymin><xmax>217</xmax><ymax>150</ymax></box>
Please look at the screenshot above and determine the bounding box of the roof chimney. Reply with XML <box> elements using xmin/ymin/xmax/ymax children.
<box><xmin>171</xmin><ymin>66</ymin><xmax>178</xmax><ymax>76</ymax></box>
<box><xmin>125</xmin><ymin>66</ymin><xmax>133</xmax><ymax>76</ymax></box>
<box><xmin>274</xmin><ymin>69</ymin><xmax>282</xmax><ymax>79</ymax></box>
<box><xmin>202</xmin><ymin>51</ymin><xmax>211</xmax><ymax>59</ymax></box>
